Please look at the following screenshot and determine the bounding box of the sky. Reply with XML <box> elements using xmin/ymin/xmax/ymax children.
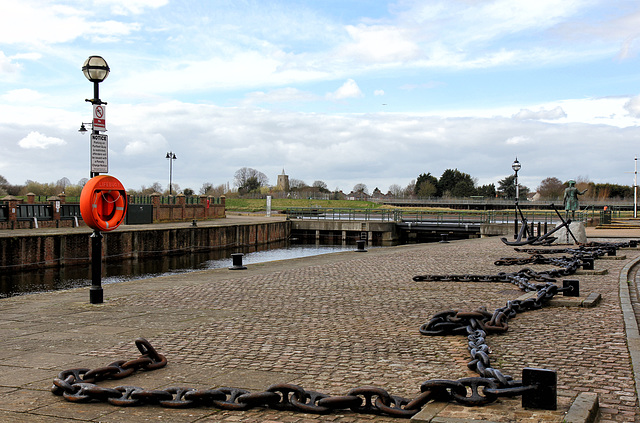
<box><xmin>2</xmin><ymin>0</ymin><xmax>640</xmax><ymax>195</ymax></box>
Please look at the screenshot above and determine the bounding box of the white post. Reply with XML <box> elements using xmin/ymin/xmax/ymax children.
<box><xmin>635</xmin><ymin>156</ymin><xmax>638</xmax><ymax>218</ymax></box>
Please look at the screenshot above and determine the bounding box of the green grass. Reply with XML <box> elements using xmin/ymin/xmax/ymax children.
<box><xmin>225</xmin><ymin>198</ymin><xmax>382</xmax><ymax>212</ymax></box>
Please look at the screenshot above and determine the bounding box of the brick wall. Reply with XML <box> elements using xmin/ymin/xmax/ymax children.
<box><xmin>0</xmin><ymin>194</ymin><xmax>226</xmax><ymax>230</ymax></box>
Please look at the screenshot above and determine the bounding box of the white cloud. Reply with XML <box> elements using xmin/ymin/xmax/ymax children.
<box><xmin>625</xmin><ymin>95</ymin><xmax>640</xmax><ymax>118</ymax></box>
<box><xmin>341</xmin><ymin>24</ymin><xmax>422</xmax><ymax>63</ymax></box>
<box><xmin>2</xmin><ymin>89</ymin><xmax>44</xmax><ymax>104</ymax></box>
<box><xmin>326</xmin><ymin>79</ymin><xmax>364</xmax><ymax>100</ymax></box>
<box><xmin>242</xmin><ymin>87</ymin><xmax>318</xmax><ymax>105</ymax></box>
<box><xmin>95</xmin><ymin>0</ymin><xmax>169</xmax><ymax>15</ymax></box>
<box><xmin>123</xmin><ymin>133</ymin><xmax>167</xmax><ymax>155</ymax></box>
<box><xmin>505</xmin><ymin>136</ymin><xmax>531</xmax><ymax>145</ymax></box>
<box><xmin>513</xmin><ymin>106</ymin><xmax>567</xmax><ymax>120</ymax></box>
<box><xmin>18</xmin><ymin>131</ymin><xmax>66</xmax><ymax>149</ymax></box>
<box><xmin>0</xmin><ymin>0</ymin><xmax>142</xmax><ymax>46</ymax></box>
<box><xmin>374</xmin><ymin>90</ymin><xmax>385</xmax><ymax>96</ymax></box>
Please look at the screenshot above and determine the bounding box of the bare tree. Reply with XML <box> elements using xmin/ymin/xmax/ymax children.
<box><xmin>352</xmin><ymin>183</ymin><xmax>368</xmax><ymax>194</ymax></box>
<box><xmin>234</xmin><ymin>167</ymin><xmax>269</xmax><ymax>191</ymax></box>
<box><xmin>289</xmin><ymin>178</ymin><xmax>307</xmax><ymax>189</ymax></box>
<box><xmin>387</xmin><ymin>184</ymin><xmax>403</xmax><ymax>197</ymax></box>
<box><xmin>200</xmin><ymin>182</ymin><xmax>226</xmax><ymax>196</ymax></box>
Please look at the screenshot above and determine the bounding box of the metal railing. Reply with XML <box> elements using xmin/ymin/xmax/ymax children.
<box><xmin>16</xmin><ymin>204</ymin><xmax>52</xmax><ymax>220</ymax></box>
<box><xmin>285</xmin><ymin>207</ymin><xmax>396</xmax><ymax>222</ymax></box>
<box><xmin>285</xmin><ymin>207</ymin><xmax>586</xmax><ymax>226</ymax></box>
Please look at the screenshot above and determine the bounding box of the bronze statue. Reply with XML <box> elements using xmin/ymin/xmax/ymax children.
<box><xmin>563</xmin><ymin>180</ymin><xmax>587</xmax><ymax>219</ymax></box>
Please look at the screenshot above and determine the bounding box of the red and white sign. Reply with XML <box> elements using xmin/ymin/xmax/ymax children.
<box><xmin>93</xmin><ymin>104</ymin><xmax>106</xmax><ymax>131</ymax></box>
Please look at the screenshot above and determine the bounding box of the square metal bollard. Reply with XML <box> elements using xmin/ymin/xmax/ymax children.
<box><xmin>522</xmin><ymin>368</ymin><xmax>557</xmax><ymax>410</ymax></box>
<box><xmin>563</xmin><ymin>279</ymin><xmax>580</xmax><ymax>297</ymax></box>
<box><xmin>229</xmin><ymin>253</ymin><xmax>247</xmax><ymax>270</ymax></box>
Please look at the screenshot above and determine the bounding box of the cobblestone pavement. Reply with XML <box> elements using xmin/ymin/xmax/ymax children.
<box><xmin>0</xmin><ymin>234</ymin><xmax>638</xmax><ymax>422</ymax></box>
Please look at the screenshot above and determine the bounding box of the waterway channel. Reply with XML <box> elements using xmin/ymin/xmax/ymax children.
<box><xmin>0</xmin><ymin>240</ymin><xmax>369</xmax><ymax>299</ymax></box>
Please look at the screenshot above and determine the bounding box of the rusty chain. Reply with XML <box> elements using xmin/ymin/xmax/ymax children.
<box><xmin>51</xmin><ymin>241</ymin><xmax>634</xmax><ymax>418</ymax></box>
<box><xmin>51</xmin><ymin>337</ymin><xmax>516</xmax><ymax>417</ymax></box>
<box><xmin>414</xmin><ymin>241</ymin><xmax>637</xmax><ymax>409</ymax></box>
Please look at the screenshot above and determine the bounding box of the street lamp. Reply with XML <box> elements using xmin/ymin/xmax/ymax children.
<box><xmin>82</xmin><ymin>55</ymin><xmax>110</xmax><ymax>105</ymax></box>
<box><xmin>166</xmin><ymin>152</ymin><xmax>177</xmax><ymax>195</ymax></box>
<box><xmin>512</xmin><ymin>158</ymin><xmax>521</xmax><ymax>239</ymax></box>
<box><xmin>82</xmin><ymin>55</ymin><xmax>109</xmax><ymax>305</ymax></box>
<box><xmin>78</xmin><ymin>122</ymin><xmax>92</xmax><ymax>133</ymax></box>
<box><xmin>82</xmin><ymin>56</ymin><xmax>109</xmax><ymax>178</ymax></box>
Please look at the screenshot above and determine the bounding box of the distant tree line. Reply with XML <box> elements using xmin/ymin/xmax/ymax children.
<box><xmin>0</xmin><ymin>168</ymin><xmax>637</xmax><ymax>202</ymax></box>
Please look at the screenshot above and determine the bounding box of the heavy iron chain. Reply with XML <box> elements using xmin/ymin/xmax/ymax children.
<box><xmin>51</xmin><ymin>338</ymin><xmax>519</xmax><ymax>417</ymax></box>
<box><xmin>51</xmin><ymin>241</ymin><xmax>634</xmax><ymax>418</ymax></box>
<box><xmin>414</xmin><ymin>241</ymin><xmax>637</xmax><ymax>408</ymax></box>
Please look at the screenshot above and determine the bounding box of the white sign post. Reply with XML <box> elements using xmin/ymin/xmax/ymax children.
<box><xmin>91</xmin><ymin>134</ymin><xmax>109</xmax><ymax>173</ymax></box>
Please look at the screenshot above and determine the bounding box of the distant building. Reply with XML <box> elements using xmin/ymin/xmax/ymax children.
<box><xmin>276</xmin><ymin>169</ymin><xmax>290</xmax><ymax>192</ymax></box>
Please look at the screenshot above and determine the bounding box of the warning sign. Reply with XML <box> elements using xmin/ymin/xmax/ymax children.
<box><xmin>91</xmin><ymin>134</ymin><xmax>108</xmax><ymax>173</ymax></box>
<box><xmin>93</xmin><ymin>104</ymin><xmax>106</xmax><ymax>131</ymax></box>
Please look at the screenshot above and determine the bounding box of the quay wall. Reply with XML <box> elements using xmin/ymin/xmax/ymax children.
<box><xmin>0</xmin><ymin>220</ymin><xmax>290</xmax><ymax>272</ymax></box>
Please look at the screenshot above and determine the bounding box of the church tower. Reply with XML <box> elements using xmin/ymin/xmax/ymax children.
<box><xmin>276</xmin><ymin>169</ymin><xmax>290</xmax><ymax>192</ymax></box>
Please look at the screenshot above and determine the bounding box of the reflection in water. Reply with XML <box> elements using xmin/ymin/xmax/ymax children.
<box><xmin>0</xmin><ymin>240</ymin><xmax>363</xmax><ymax>298</ymax></box>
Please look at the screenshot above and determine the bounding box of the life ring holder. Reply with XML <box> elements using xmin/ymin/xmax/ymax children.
<box><xmin>80</xmin><ymin>175</ymin><xmax>127</xmax><ymax>232</ymax></box>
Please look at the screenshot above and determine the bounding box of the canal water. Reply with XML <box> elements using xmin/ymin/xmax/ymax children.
<box><xmin>0</xmin><ymin>240</ymin><xmax>367</xmax><ymax>299</ymax></box>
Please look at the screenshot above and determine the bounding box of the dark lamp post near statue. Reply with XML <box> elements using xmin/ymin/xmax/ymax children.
<box><xmin>512</xmin><ymin>158</ymin><xmax>521</xmax><ymax>239</ymax></box>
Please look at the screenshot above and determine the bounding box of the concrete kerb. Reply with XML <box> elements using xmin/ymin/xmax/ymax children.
<box><xmin>619</xmin><ymin>254</ymin><xmax>640</xmax><ymax>416</ymax></box>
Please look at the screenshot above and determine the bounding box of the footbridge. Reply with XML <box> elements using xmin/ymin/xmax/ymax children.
<box><xmin>285</xmin><ymin>208</ymin><xmax>565</xmax><ymax>245</ymax></box>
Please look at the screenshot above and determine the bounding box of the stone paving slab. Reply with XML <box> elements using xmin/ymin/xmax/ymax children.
<box><xmin>0</xmin><ymin>234</ymin><xmax>638</xmax><ymax>422</ymax></box>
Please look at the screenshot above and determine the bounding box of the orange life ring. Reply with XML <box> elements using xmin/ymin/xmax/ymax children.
<box><xmin>80</xmin><ymin>175</ymin><xmax>127</xmax><ymax>232</ymax></box>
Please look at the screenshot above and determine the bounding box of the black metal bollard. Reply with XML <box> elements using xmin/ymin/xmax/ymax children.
<box><xmin>522</xmin><ymin>368</ymin><xmax>557</xmax><ymax>410</ymax></box>
<box><xmin>563</xmin><ymin>279</ymin><xmax>580</xmax><ymax>297</ymax></box>
<box><xmin>229</xmin><ymin>253</ymin><xmax>247</xmax><ymax>270</ymax></box>
<box><xmin>355</xmin><ymin>240</ymin><xmax>367</xmax><ymax>252</ymax></box>
<box><xmin>440</xmin><ymin>233</ymin><xmax>449</xmax><ymax>243</ymax></box>
<box><xmin>582</xmin><ymin>257</ymin><xmax>594</xmax><ymax>270</ymax></box>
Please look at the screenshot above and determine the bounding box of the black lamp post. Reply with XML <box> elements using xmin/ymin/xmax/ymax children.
<box><xmin>166</xmin><ymin>152</ymin><xmax>177</xmax><ymax>195</ymax></box>
<box><xmin>512</xmin><ymin>158</ymin><xmax>521</xmax><ymax>239</ymax></box>
<box><xmin>82</xmin><ymin>55</ymin><xmax>109</xmax><ymax>304</ymax></box>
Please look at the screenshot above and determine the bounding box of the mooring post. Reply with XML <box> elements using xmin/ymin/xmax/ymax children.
<box><xmin>522</xmin><ymin>367</ymin><xmax>557</xmax><ymax>410</ymax></box>
<box><xmin>563</xmin><ymin>279</ymin><xmax>580</xmax><ymax>297</ymax></box>
<box><xmin>90</xmin><ymin>229</ymin><xmax>103</xmax><ymax>304</ymax></box>
<box><xmin>229</xmin><ymin>253</ymin><xmax>247</xmax><ymax>270</ymax></box>
<box><xmin>355</xmin><ymin>240</ymin><xmax>367</xmax><ymax>252</ymax></box>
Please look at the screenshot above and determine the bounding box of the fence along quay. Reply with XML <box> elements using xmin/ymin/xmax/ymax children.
<box><xmin>286</xmin><ymin>207</ymin><xmax>589</xmax><ymax>244</ymax></box>
<box><xmin>50</xmin><ymin>240</ymin><xmax>629</xmax><ymax>418</ymax></box>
